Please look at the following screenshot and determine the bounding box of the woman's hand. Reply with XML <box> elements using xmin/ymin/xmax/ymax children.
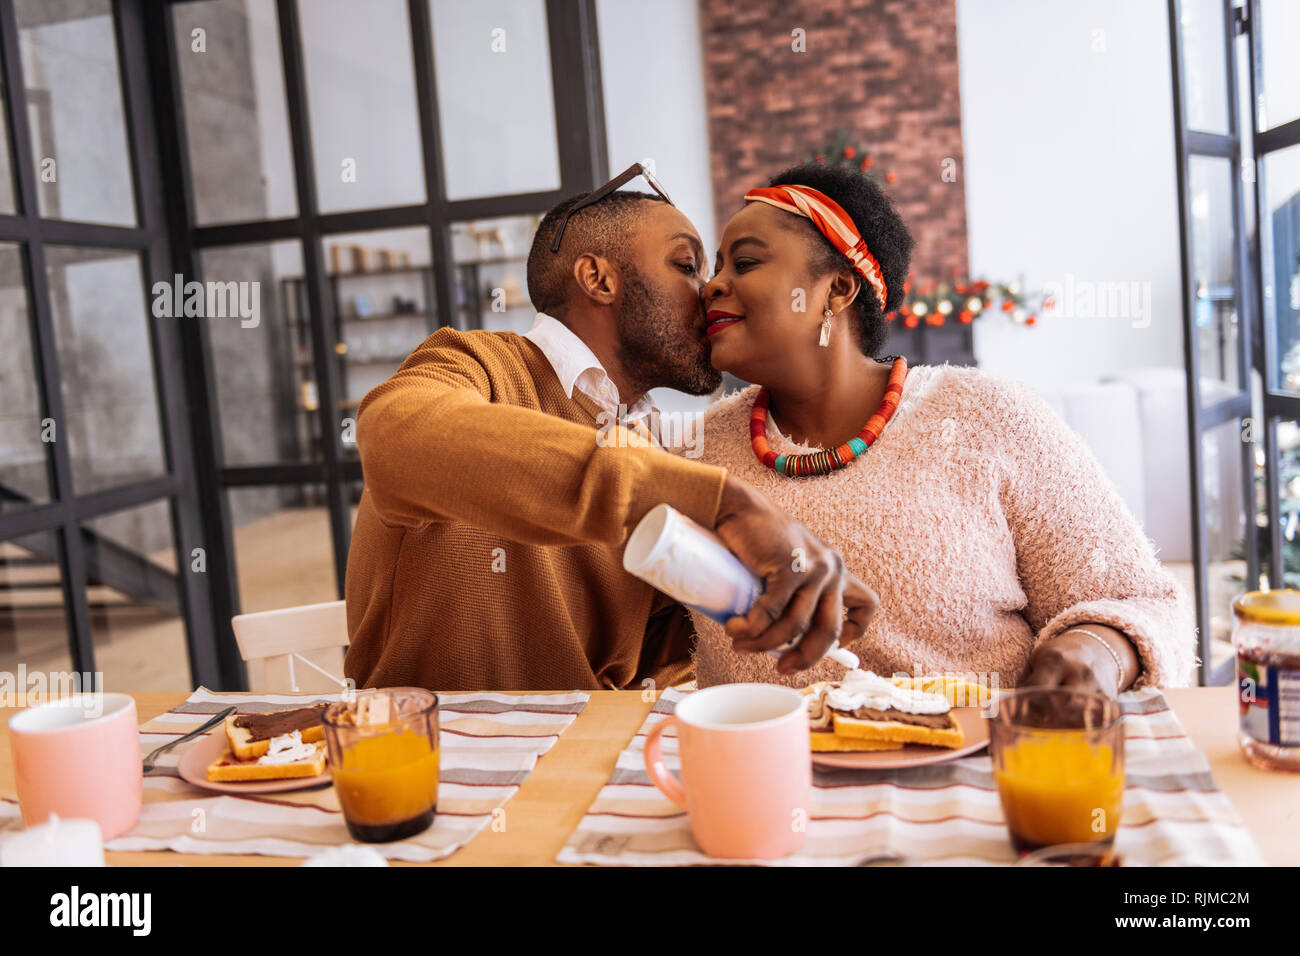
<box><xmin>1021</xmin><ymin>631</ymin><xmax>1123</xmax><ymax>699</ymax></box>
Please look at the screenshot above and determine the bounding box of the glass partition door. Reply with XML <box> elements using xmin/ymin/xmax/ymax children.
<box><xmin>158</xmin><ymin>0</ymin><xmax>609</xmax><ymax>689</ymax></box>
<box><xmin>0</xmin><ymin>0</ymin><xmax>221</xmax><ymax>691</ymax></box>
<box><xmin>1170</xmin><ymin>0</ymin><xmax>1300</xmax><ymax>684</ymax></box>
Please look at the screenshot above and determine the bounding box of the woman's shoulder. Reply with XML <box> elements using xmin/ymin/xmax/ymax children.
<box><xmin>702</xmin><ymin>382</ymin><xmax>762</xmax><ymax>427</ymax></box>
<box><xmin>911</xmin><ymin>360</ymin><xmax>1002</xmax><ymax>394</ymax></box>
<box><xmin>917</xmin><ymin>363</ymin><xmax>1054</xmax><ymax>420</ymax></box>
<box><xmin>919</xmin><ymin>364</ymin><xmax>1080</xmax><ymax>463</ymax></box>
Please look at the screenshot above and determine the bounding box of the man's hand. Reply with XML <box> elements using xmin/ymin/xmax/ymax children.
<box><xmin>712</xmin><ymin>475</ymin><xmax>879</xmax><ymax>675</ymax></box>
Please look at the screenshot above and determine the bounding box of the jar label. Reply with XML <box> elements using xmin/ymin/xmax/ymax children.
<box><xmin>1238</xmin><ymin>658</ymin><xmax>1300</xmax><ymax>747</ymax></box>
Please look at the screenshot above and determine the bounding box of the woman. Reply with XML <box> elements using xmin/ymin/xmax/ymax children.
<box><xmin>690</xmin><ymin>162</ymin><xmax>1195</xmax><ymax>697</ymax></box>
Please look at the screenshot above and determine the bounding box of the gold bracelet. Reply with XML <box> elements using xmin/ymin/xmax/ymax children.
<box><xmin>1060</xmin><ymin>626</ymin><xmax>1125</xmax><ymax>690</ymax></box>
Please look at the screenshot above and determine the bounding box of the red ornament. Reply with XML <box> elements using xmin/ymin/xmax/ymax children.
<box><xmin>862</xmin><ymin>156</ymin><xmax>875</xmax><ymax>169</ymax></box>
<box><xmin>959</xmin><ymin>310</ymin><xmax>973</xmax><ymax>324</ymax></box>
<box><xmin>885</xmin><ymin>171</ymin><xmax>897</xmax><ymax>183</ymax></box>
<box><xmin>926</xmin><ymin>313</ymin><xmax>944</xmax><ymax>326</ymax></box>
<box><xmin>904</xmin><ymin>314</ymin><xmax>919</xmax><ymax>329</ymax></box>
<box><xmin>844</xmin><ymin>146</ymin><xmax>856</xmax><ymax>159</ymax></box>
<box><xmin>1001</xmin><ymin>300</ymin><xmax>1015</xmax><ymax>313</ymax></box>
<box><xmin>1025</xmin><ymin>315</ymin><xmax>1037</xmax><ymax>326</ymax></box>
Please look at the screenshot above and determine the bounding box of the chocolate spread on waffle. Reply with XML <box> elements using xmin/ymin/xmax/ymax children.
<box><xmin>806</xmin><ymin>694</ymin><xmax>835</xmax><ymax>732</ymax></box>
<box><xmin>845</xmin><ymin>706</ymin><xmax>953</xmax><ymax>729</ymax></box>
<box><xmin>232</xmin><ymin>704</ymin><xmax>327</xmax><ymax>741</ymax></box>
<box><xmin>807</xmin><ymin>687</ymin><xmax>952</xmax><ymax>730</ymax></box>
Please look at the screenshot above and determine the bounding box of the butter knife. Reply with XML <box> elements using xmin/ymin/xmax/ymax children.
<box><xmin>142</xmin><ymin>706</ymin><xmax>236</xmax><ymax>773</ymax></box>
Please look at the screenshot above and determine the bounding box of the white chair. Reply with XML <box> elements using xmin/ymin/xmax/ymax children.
<box><xmin>231</xmin><ymin>599</ymin><xmax>350</xmax><ymax>694</ymax></box>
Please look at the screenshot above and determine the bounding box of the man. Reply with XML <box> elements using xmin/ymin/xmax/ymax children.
<box><xmin>345</xmin><ymin>166</ymin><xmax>877</xmax><ymax>691</ymax></box>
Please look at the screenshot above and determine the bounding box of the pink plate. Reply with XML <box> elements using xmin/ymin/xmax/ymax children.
<box><xmin>811</xmin><ymin>707</ymin><xmax>990</xmax><ymax>769</ymax></box>
<box><xmin>175</xmin><ymin>729</ymin><xmax>332</xmax><ymax>794</ymax></box>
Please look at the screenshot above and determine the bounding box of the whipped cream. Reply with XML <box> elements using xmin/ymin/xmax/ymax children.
<box><xmin>258</xmin><ymin>730</ymin><xmax>318</xmax><ymax>765</ymax></box>
<box><xmin>824</xmin><ymin>669</ymin><xmax>951</xmax><ymax>715</ymax></box>
<box><xmin>826</xmin><ymin>646</ymin><xmax>860</xmax><ymax>670</ymax></box>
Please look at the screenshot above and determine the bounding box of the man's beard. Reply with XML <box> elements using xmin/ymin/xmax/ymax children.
<box><xmin>615</xmin><ymin>265</ymin><xmax>722</xmax><ymax>396</ymax></box>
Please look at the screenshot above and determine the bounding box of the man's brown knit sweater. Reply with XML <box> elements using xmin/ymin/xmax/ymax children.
<box><xmin>343</xmin><ymin>326</ymin><xmax>728</xmax><ymax>691</ymax></box>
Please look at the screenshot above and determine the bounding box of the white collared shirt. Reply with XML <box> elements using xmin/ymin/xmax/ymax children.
<box><xmin>522</xmin><ymin>312</ymin><xmax>658</xmax><ymax>426</ymax></box>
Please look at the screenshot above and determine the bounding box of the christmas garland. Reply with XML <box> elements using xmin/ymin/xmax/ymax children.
<box><xmin>809</xmin><ymin>133</ymin><xmax>1041</xmax><ymax>330</ymax></box>
<box><xmin>888</xmin><ymin>277</ymin><xmax>1039</xmax><ymax>329</ymax></box>
<box><xmin>807</xmin><ymin>131</ymin><xmax>896</xmax><ymax>185</ymax></box>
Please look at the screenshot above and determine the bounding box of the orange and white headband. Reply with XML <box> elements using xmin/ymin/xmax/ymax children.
<box><xmin>743</xmin><ymin>184</ymin><xmax>888</xmax><ymax>312</ymax></box>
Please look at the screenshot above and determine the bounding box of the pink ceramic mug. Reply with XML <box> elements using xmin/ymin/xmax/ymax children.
<box><xmin>9</xmin><ymin>693</ymin><xmax>142</xmax><ymax>840</ymax></box>
<box><xmin>643</xmin><ymin>683</ymin><xmax>811</xmax><ymax>859</ymax></box>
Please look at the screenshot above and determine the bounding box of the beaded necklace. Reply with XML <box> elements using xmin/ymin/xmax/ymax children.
<box><xmin>749</xmin><ymin>355</ymin><xmax>908</xmax><ymax>477</ymax></box>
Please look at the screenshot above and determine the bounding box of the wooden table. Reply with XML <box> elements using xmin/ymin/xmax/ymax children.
<box><xmin>2</xmin><ymin>687</ymin><xmax>1295</xmax><ymax>865</ymax></box>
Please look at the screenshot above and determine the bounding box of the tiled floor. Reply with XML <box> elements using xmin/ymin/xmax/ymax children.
<box><xmin>0</xmin><ymin>505</ymin><xmax>343</xmax><ymax>692</ymax></box>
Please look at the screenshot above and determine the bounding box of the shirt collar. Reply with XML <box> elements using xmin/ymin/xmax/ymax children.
<box><xmin>522</xmin><ymin>312</ymin><xmax>657</xmax><ymax>422</ymax></box>
<box><xmin>522</xmin><ymin>312</ymin><xmax>603</xmax><ymax>399</ymax></box>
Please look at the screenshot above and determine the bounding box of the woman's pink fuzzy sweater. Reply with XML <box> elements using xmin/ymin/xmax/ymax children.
<box><xmin>688</xmin><ymin>363</ymin><xmax>1198</xmax><ymax>690</ymax></box>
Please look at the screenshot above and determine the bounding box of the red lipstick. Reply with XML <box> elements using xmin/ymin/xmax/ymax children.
<box><xmin>705</xmin><ymin>310</ymin><xmax>743</xmax><ymax>337</ymax></box>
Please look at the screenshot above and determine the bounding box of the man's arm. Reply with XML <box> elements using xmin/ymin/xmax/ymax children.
<box><xmin>357</xmin><ymin>330</ymin><xmax>727</xmax><ymax>546</ymax></box>
<box><xmin>360</xmin><ymin>328</ymin><xmax>880</xmax><ymax>667</ymax></box>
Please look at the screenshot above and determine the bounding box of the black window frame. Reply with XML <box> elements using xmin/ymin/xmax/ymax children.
<box><xmin>1169</xmin><ymin>0</ymin><xmax>1300</xmax><ymax>684</ymax></box>
<box><xmin>0</xmin><ymin>0</ymin><xmax>609</xmax><ymax>690</ymax></box>
<box><xmin>0</xmin><ymin>0</ymin><xmax>221</xmax><ymax>689</ymax></box>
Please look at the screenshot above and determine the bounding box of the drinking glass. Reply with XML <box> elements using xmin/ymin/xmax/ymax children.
<box><xmin>989</xmin><ymin>688</ymin><xmax>1124</xmax><ymax>857</ymax></box>
<box><xmin>322</xmin><ymin>688</ymin><xmax>440</xmax><ymax>843</ymax></box>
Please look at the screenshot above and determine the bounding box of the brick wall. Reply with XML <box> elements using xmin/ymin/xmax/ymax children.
<box><xmin>697</xmin><ymin>0</ymin><xmax>969</xmax><ymax>288</ymax></box>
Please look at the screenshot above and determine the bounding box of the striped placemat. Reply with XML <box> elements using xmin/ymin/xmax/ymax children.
<box><xmin>2</xmin><ymin>687</ymin><xmax>588</xmax><ymax>863</ymax></box>
<box><xmin>557</xmin><ymin>686</ymin><xmax>1264</xmax><ymax>866</ymax></box>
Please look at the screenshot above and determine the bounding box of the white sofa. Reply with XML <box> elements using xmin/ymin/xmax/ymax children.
<box><xmin>1033</xmin><ymin>367</ymin><xmax>1242</xmax><ymax>565</ymax></box>
<box><xmin>1033</xmin><ymin>367</ymin><xmax>1246</xmax><ymax>677</ymax></box>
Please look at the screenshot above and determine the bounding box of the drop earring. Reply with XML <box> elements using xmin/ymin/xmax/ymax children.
<box><xmin>819</xmin><ymin>308</ymin><xmax>833</xmax><ymax>347</ymax></box>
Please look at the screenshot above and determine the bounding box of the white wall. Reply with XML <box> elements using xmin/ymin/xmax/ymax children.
<box><xmin>596</xmin><ymin>0</ymin><xmax>718</xmax><ymax>415</ymax></box>
<box><xmin>1259</xmin><ymin>0</ymin><xmax>1300</xmax><ymax>131</ymax></box>
<box><xmin>596</xmin><ymin>0</ymin><xmax>717</xmax><ymax>254</ymax></box>
<box><xmin>957</xmin><ymin>0</ymin><xmax>1186</xmax><ymax>390</ymax></box>
<box><xmin>297</xmin><ymin>0</ymin><xmax>425</xmax><ymax>213</ymax></box>
<box><xmin>246</xmin><ymin>0</ymin><xmax>296</xmax><ymax>220</ymax></box>
<box><xmin>20</xmin><ymin>11</ymin><xmax>135</xmax><ymax>225</ymax></box>
<box><xmin>430</xmin><ymin>0</ymin><xmax>562</xmax><ymax>200</ymax></box>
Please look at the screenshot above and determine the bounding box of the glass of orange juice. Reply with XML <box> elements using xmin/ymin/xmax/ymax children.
<box><xmin>322</xmin><ymin>688</ymin><xmax>440</xmax><ymax>843</ymax></box>
<box><xmin>989</xmin><ymin>688</ymin><xmax>1124</xmax><ymax>859</ymax></box>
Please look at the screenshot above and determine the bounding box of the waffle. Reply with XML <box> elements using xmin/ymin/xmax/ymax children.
<box><xmin>803</xmin><ymin>677</ymin><xmax>964</xmax><ymax>750</ymax></box>
<box><xmin>206</xmin><ymin>740</ymin><xmax>327</xmax><ymax>781</ymax></box>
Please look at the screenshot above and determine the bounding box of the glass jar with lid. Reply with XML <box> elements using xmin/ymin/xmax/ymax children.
<box><xmin>1231</xmin><ymin>590</ymin><xmax>1300</xmax><ymax>772</ymax></box>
